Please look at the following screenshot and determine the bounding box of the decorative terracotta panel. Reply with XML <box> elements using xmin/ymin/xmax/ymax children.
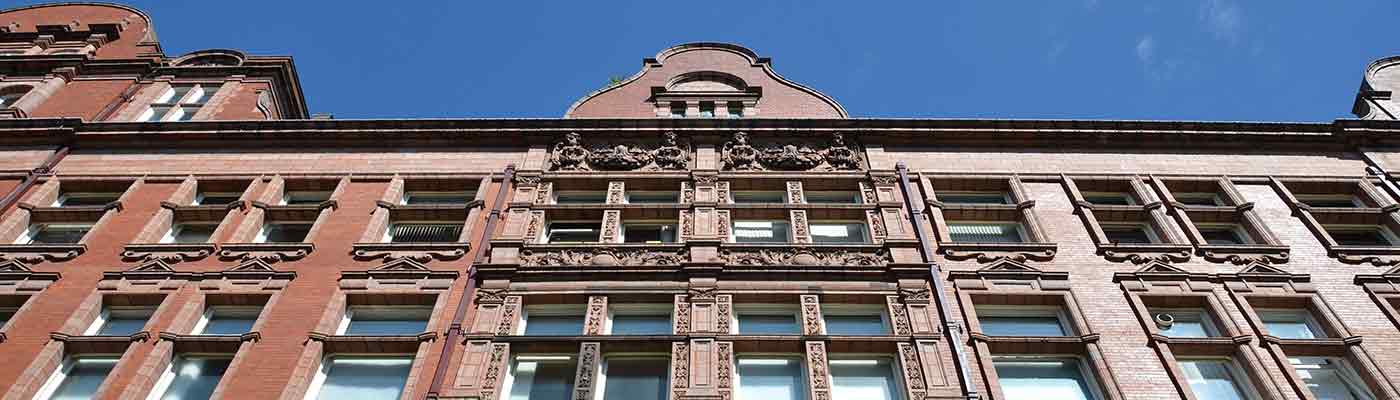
<box><xmin>791</xmin><ymin>210</ymin><xmax>811</xmax><ymax>244</ymax></box>
<box><xmin>886</xmin><ymin>295</ymin><xmax>913</xmax><ymax>336</ymax></box>
<box><xmin>800</xmin><ymin>295</ymin><xmax>824</xmax><ymax>335</ymax></box>
<box><xmin>495</xmin><ymin>296</ymin><xmax>521</xmax><ymax>336</ymax></box>
<box><xmin>573</xmin><ymin>342</ymin><xmax>600</xmax><ymax>400</ymax></box>
<box><xmin>805</xmin><ymin>341</ymin><xmax>832</xmax><ymax>400</ymax></box>
<box><xmin>601</xmin><ymin>210</ymin><xmax>621</xmax><ymax>243</ymax></box>
<box><xmin>606</xmin><ymin>181</ymin><xmax>626</xmax><ymax>205</ymax></box>
<box><xmin>787</xmin><ymin>181</ymin><xmax>805</xmax><ymax>204</ymax></box>
<box><xmin>584</xmin><ymin>295</ymin><xmax>607</xmax><ymax>335</ymax></box>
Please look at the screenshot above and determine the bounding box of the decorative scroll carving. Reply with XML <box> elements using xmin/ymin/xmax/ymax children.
<box><xmin>688</xmin><ymin>287</ymin><xmax>719</xmax><ymax>302</ymax></box>
<box><xmin>520</xmin><ymin>247</ymin><xmax>688</xmax><ymax>267</ymax></box>
<box><xmin>476</xmin><ymin>288</ymin><xmax>508</xmax><ymax>304</ymax></box>
<box><xmin>547</xmin><ymin>132</ymin><xmax>690</xmax><ymax>171</ymax></box>
<box><xmin>800</xmin><ymin>295</ymin><xmax>823</xmax><ymax>335</ymax></box>
<box><xmin>806</xmin><ymin>341</ymin><xmax>831</xmax><ymax>400</ymax></box>
<box><xmin>514</xmin><ymin>175</ymin><xmax>541</xmax><ymax>186</ymax></box>
<box><xmin>721</xmin><ymin>132</ymin><xmax>865</xmax><ymax>172</ymax></box>
<box><xmin>791</xmin><ymin>210</ymin><xmax>810</xmax><ymax>242</ymax></box>
<box><xmin>1101</xmin><ymin>247</ymin><xmax>1193</xmax><ymax>264</ymax></box>
<box><xmin>121</xmin><ymin>244</ymin><xmax>215</xmax><ymax>263</ymax></box>
<box><xmin>1200</xmin><ymin>247</ymin><xmax>1290</xmax><ymax>265</ymax></box>
<box><xmin>574</xmin><ymin>343</ymin><xmax>599</xmax><ymax>400</ymax></box>
<box><xmin>723</xmin><ymin>247</ymin><xmax>890</xmax><ymax>267</ymax></box>
<box><xmin>897</xmin><ymin>343</ymin><xmax>928</xmax><ymax>399</ymax></box>
<box><xmin>940</xmin><ymin>243</ymin><xmax>1057</xmax><ymax>263</ymax></box>
<box><xmin>341</xmin><ymin>257</ymin><xmax>459</xmax><ymax>281</ymax></box>
<box><xmin>584</xmin><ymin>296</ymin><xmax>607</xmax><ymax>335</ymax></box>
<box><xmin>716</xmin><ymin>342</ymin><xmax>733</xmax><ymax>389</ymax></box>
<box><xmin>1334</xmin><ymin>252</ymin><xmax>1400</xmax><ymax>267</ymax></box>
<box><xmin>524</xmin><ymin>210</ymin><xmax>545</xmax><ymax>242</ymax></box>
<box><xmin>0</xmin><ymin>244</ymin><xmax>85</xmax><ymax>264</ymax></box>
<box><xmin>674</xmin><ymin>295</ymin><xmax>691</xmax><ymax>334</ymax></box>
<box><xmin>351</xmin><ymin>243</ymin><xmax>467</xmax><ymax>262</ymax></box>
<box><xmin>482</xmin><ymin>343</ymin><xmax>509</xmax><ymax>390</ymax></box>
<box><xmin>218</xmin><ymin>243</ymin><xmax>311</xmax><ymax>263</ymax></box>
<box><xmin>860</xmin><ymin>182</ymin><xmax>878</xmax><ymax>204</ymax></box>
<box><xmin>871</xmin><ymin>175</ymin><xmax>898</xmax><ymax>186</ymax></box>
<box><xmin>899</xmin><ymin>288</ymin><xmax>932</xmax><ymax>305</ymax></box>
<box><xmin>715</xmin><ymin>295</ymin><xmax>732</xmax><ymax>334</ymax></box>
<box><xmin>496</xmin><ymin>296</ymin><xmax>521</xmax><ymax>335</ymax></box>
<box><xmin>887</xmin><ymin>295</ymin><xmax>913</xmax><ymax>336</ymax></box>
<box><xmin>672</xmin><ymin>342</ymin><xmax>691</xmax><ymax>389</ymax></box>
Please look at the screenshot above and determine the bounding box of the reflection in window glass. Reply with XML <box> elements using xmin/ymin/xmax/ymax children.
<box><xmin>993</xmin><ymin>358</ymin><xmax>1096</xmax><ymax>400</ymax></box>
<box><xmin>830</xmin><ymin>359</ymin><xmax>899</xmax><ymax>400</ymax></box>
<box><xmin>736</xmin><ymin>358</ymin><xmax>803</xmax><ymax>400</ymax></box>
<box><xmin>1289</xmin><ymin>357</ymin><xmax>1375</xmax><ymax>400</ymax></box>
<box><xmin>508</xmin><ymin>357</ymin><xmax>577</xmax><ymax>400</ymax></box>
<box><xmin>1180</xmin><ymin>359</ymin><xmax>1251</xmax><ymax>400</ymax></box>
<box><xmin>314</xmin><ymin>357</ymin><xmax>412</xmax><ymax>400</ymax></box>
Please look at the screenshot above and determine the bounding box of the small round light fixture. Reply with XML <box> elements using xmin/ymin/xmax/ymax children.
<box><xmin>1153</xmin><ymin>313</ymin><xmax>1175</xmax><ymax>329</ymax></box>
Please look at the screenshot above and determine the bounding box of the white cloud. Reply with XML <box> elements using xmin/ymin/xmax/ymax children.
<box><xmin>1200</xmin><ymin>0</ymin><xmax>1243</xmax><ymax>44</ymax></box>
<box><xmin>1135</xmin><ymin>36</ymin><xmax>1156</xmax><ymax>64</ymax></box>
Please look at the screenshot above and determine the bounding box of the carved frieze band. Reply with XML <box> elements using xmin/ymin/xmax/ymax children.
<box><xmin>722</xmin><ymin>247</ymin><xmax>890</xmax><ymax>267</ymax></box>
<box><xmin>548</xmin><ymin>132</ymin><xmax>691</xmax><ymax>171</ymax></box>
<box><xmin>519</xmin><ymin>247</ymin><xmax>688</xmax><ymax>267</ymax></box>
<box><xmin>721</xmin><ymin>132</ymin><xmax>863</xmax><ymax>172</ymax></box>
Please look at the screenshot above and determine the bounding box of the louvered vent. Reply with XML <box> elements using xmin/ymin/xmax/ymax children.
<box><xmin>391</xmin><ymin>224</ymin><xmax>462</xmax><ymax>243</ymax></box>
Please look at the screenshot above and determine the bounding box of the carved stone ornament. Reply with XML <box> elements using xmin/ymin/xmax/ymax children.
<box><xmin>0</xmin><ymin>244</ymin><xmax>85</xmax><ymax>264</ymax></box>
<box><xmin>1101</xmin><ymin>246</ymin><xmax>1193</xmax><ymax>264</ymax></box>
<box><xmin>721</xmin><ymin>132</ymin><xmax>863</xmax><ymax>172</ymax></box>
<box><xmin>219</xmin><ymin>243</ymin><xmax>312</xmax><ymax>263</ymax></box>
<box><xmin>547</xmin><ymin>132</ymin><xmax>690</xmax><ymax>171</ymax></box>
<box><xmin>351</xmin><ymin>243</ymin><xmax>467</xmax><ymax>262</ymax></box>
<box><xmin>940</xmin><ymin>243</ymin><xmax>1057</xmax><ymax>263</ymax></box>
<box><xmin>519</xmin><ymin>247</ymin><xmax>688</xmax><ymax>267</ymax></box>
<box><xmin>121</xmin><ymin>244</ymin><xmax>216</xmax><ymax>263</ymax></box>
<box><xmin>723</xmin><ymin>247</ymin><xmax>889</xmax><ymax>267</ymax></box>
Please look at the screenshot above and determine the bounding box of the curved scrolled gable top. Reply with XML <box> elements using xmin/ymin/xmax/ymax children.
<box><xmin>0</xmin><ymin>2</ymin><xmax>162</xmax><ymax>59</ymax></box>
<box><xmin>566</xmin><ymin>42</ymin><xmax>847</xmax><ymax>119</ymax></box>
<box><xmin>1354</xmin><ymin>55</ymin><xmax>1400</xmax><ymax>120</ymax></box>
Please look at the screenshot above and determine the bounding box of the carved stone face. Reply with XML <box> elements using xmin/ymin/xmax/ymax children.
<box><xmin>733</xmin><ymin>132</ymin><xmax>749</xmax><ymax>144</ymax></box>
<box><xmin>832</xmin><ymin>133</ymin><xmax>845</xmax><ymax>146</ymax></box>
<box><xmin>663</xmin><ymin>132</ymin><xmax>678</xmax><ymax>145</ymax></box>
<box><xmin>565</xmin><ymin>132</ymin><xmax>582</xmax><ymax>145</ymax></box>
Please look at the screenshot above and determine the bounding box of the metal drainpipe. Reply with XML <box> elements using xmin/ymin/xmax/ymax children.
<box><xmin>426</xmin><ymin>164</ymin><xmax>515</xmax><ymax>398</ymax></box>
<box><xmin>0</xmin><ymin>145</ymin><xmax>71</xmax><ymax>217</ymax></box>
<box><xmin>896</xmin><ymin>162</ymin><xmax>980</xmax><ymax>400</ymax></box>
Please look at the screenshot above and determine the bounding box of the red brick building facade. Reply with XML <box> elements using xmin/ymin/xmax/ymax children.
<box><xmin>1</xmin><ymin>3</ymin><xmax>1399</xmax><ymax>400</ymax></box>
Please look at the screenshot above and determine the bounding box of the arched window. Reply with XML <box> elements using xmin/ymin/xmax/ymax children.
<box><xmin>0</xmin><ymin>85</ymin><xmax>33</xmax><ymax>108</ymax></box>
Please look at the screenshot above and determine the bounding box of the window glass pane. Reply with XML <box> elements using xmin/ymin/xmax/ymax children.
<box><xmin>96</xmin><ymin>307</ymin><xmax>153</xmax><ymax>336</ymax></box>
<box><xmin>824</xmin><ymin>313</ymin><xmax>885</xmax><ymax>335</ymax></box>
<box><xmin>391</xmin><ymin>224</ymin><xmax>463</xmax><ymax>243</ymax></box>
<box><xmin>169</xmin><ymin>224</ymin><xmax>216</xmax><ymax>244</ymax></box>
<box><xmin>1083</xmin><ymin>193</ymin><xmax>1134</xmax><ymax>205</ymax></box>
<box><xmin>810</xmin><ymin>223</ymin><xmax>868</xmax><ymax>244</ymax></box>
<box><xmin>1259</xmin><ymin>310</ymin><xmax>1321</xmax><ymax>339</ymax></box>
<box><xmin>142</xmin><ymin>105</ymin><xmax>173</xmax><ymax>122</ymax></box>
<box><xmin>547</xmin><ymin>223</ymin><xmax>601</xmax><ymax>243</ymax></box>
<box><xmin>161</xmin><ymin>86</ymin><xmax>192</xmax><ymax>104</ymax></box>
<box><xmin>1297</xmin><ymin>195</ymin><xmax>1362</xmax><ymax>208</ymax></box>
<box><xmin>602</xmin><ymin>358</ymin><xmax>668</xmax><ymax>400</ymax></box>
<box><xmin>805</xmin><ymin>191</ymin><xmax>860</xmax><ymax>204</ymax></box>
<box><xmin>1152</xmin><ymin>310</ymin><xmax>1215</xmax><ymax>338</ymax></box>
<box><xmin>185</xmin><ymin>86</ymin><xmax>215</xmax><ymax>104</ymax></box>
<box><xmin>623</xmin><ymin>224</ymin><xmax>677</xmax><ymax>244</ymax></box>
<box><xmin>732</xmin><ymin>191</ymin><xmax>786</xmax><ymax>203</ymax></box>
<box><xmin>508</xmin><ymin>358</ymin><xmax>577</xmax><ymax>400</ymax></box>
<box><xmin>738</xmin><ymin>313</ymin><xmax>799</xmax><ymax>335</ymax></box>
<box><xmin>627</xmin><ymin>192</ymin><xmax>680</xmax><ymax>203</ymax></box>
<box><xmin>728</xmin><ymin>102</ymin><xmax>745</xmax><ymax>117</ymax></box>
<box><xmin>699</xmin><ymin>102</ymin><xmax>715</xmax><ymax>117</ymax></box>
<box><xmin>261</xmin><ymin>224</ymin><xmax>310</xmax><ymax>243</ymax></box>
<box><xmin>940</xmin><ymin>192</ymin><xmax>1010</xmax><ymax>205</ymax></box>
<box><xmin>1103</xmin><ymin>225</ymin><xmax>1155</xmax><ymax>244</ymax></box>
<box><xmin>284</xmin><ymin>191</ymin><xmax>331</xmax><ymax>205</ymax></box>
<box><xmin>733</xmin><ymin>221</ymin><xmax>790</xmax><ymax>243</ymax></box>
<box><xmin>171</xmin><ymin>106</ymin><xmax>198</xmax><ymax>121</ymax></box>
<box><xmin>58</xmin><ymin>193</ymin><xmax>121</xmax><ymax>207</ymax></box>
<box><xmin>948</xmin><ymin>223</ymin><xmax>1023</xmax><ymax>243</ymax></box>
<box><xmin>979</xmin><ymin>315</ymin><xmax>1067</xmax><ymax>336</ymax></box>
<box><xmin>525</xmin><ymin>315</ymin><xmax>584</xmax><ymax>336</ymax></box>
<box><xmin>993</xmin><ymin>359</ymin><xmax>1095</xmax><ymax>400</ymax></box>
<box><xmin>1180</xmin><ymin>359</ymin><xmax>1251</xmax><ymax>400</ymax></box>
<box><xmin>404</xmin><ymin>191</ymin><xmax>474</xmax><ymax>205</ymax></box>
<box><xmin>345</xmin><ymin>307</ymin><xmax>430</xmax><ymax>335</ymax></box>
<box><xmin>160</xmin><ymin>357</ymin><xmax>231</xmax><ymax>400</ymax></box>
<box><xmin>1200</xmin><ymin>226</ymin><xmax>1249</xmax><ymax>245</ymax></box>
<box><xmin>1175</xmin><ymin>193</ymin><xmax>1223</xmax><ymax>206</ymax></box>
<box><xmin>611</xmin><ymin>314</ymin><xmax>671</xmax><ymax>335</ymax></box>
<box><xmin>555</xmin><ymin>192</ymin><xmax>607</xmax><ymax>204</ymax></box>
<box><xmin>830</xmin><ymin>359</ymin><xmax>899</xmax><ymax>400</ymax></box>
<box><xmin>0</xmin><ymin>307</ymin><xmax>16</xmax><ymax>329</ymax></box>
<box><xmin>49</xmin><ymin>357</ymin><xmax>119</xmax><ymax>400</ymax></box>
<box><xmin>670</xmin><ymin>102</ymin><xmax>685</xmax><ymax>118</ymax></box>
<box><xmin>1327</xmin><ymin>228</ymin><xmax>1394</xmax><ymax>246</ymax></box>
<box><xmin>196</xmin><ymin>193</ymin><xmax>241</xmax><ymax>205</ymax></box>
<box><xmin>736</xmin><ymin>358</ymin><xmax>803</xmax><ymax>400</ymax></box>
<box><xmin>1289</xmin><ymin>357</ymin><xmax>1373</xmax><ymax>400</ymax></box>
<box><xmin>28</xmin><ymin>225</ymin><xmax>91</xmax><ymax>244</ymax></box>
<box><xmin>316</xmin><ymin>357</ymin><xmax>412</xmax><ymax>400</ymax></box>
<box><xmin>199</xmin><ymin>307</ymin><xmax>260</xmax><ymax>335</ymax></box>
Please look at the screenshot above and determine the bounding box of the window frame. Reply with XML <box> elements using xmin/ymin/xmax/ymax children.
<box><xmin>1173</xmin><ymin>192</ymin><xmax>1227</xmax><ymax>206</ymax></box>
<box><xmin>501</xmin><ymin>354</ymin><xmax>579</xmax><ymax>400</ymax></box>
<box><xmin>730</xmin><ymin>190</ymin><xmax>788</xmax><ymax>204</ymax></box>
<box><xmin>544</xmin><ymin>220</ymin><xmax>603</xmax><ymax>244</ymax></box>
<box><xmin>519</xmin><ymin>305</ymin><xmax>588</xmax><ymax>336</ymax></box>
<box><xmin>945</xmin><ymin>221</ymin><xmax>1027</xmax><ymax>244</ymax></box>
<box><xmin>974</xmin><ymin>304</ymin><xmax>1076</xmax><ymax>337</ymax></box>
<box><xmin>937</xmin><ymin>191</ymin><xmax>1013</xmax><ymax>205</ymax></box>
<box><xmin>989</xmin><ymin>355</ymin><xmax>1105</xmax><ymax>400</ymax></box>
<box><xmin>1287</xmin><ymin>356</ymin><xmax>1377</xmax><ymax>400</ymax></box>
<box><xmin>18</xmin><ymin>222</ymin><xmax>94</xmax><ymax>244</ymax></box>
<box><xmin>1323</xmin><ymin>224</ymin><xmax>1400</xmax><ymax>247</ymax></box>
<box><xmin>1254</xmin><ymin>308</ymin><xmax>1327</xmax><ymax>339</ymax></box>
<box><xmin>620</xmin><ymin>221</ymin><xmax>679</xmax><ymax>244</ymax></box>
<box><xmin>1098</xmin><ymin>222</ymin><xmax>1160</xmax><ymax>244</ymax></box>
<box><xmin>254</xmin><ymin>222</ymin><xmax>313</xmax><ymax>244</ymax></box>
<box><xmin>807</xmin><ymin>220</ymin><xmax>870</xmax><ymax>244</ymax></box>
<box><xmin>730</xmin><ymin>219</ymin><xmax>793</xmax><ymax>244</ymax></box>
<box><xmin>336</xmin><ymin>305</ymin><xmax>433</xmax><ymax>336</ymax></box>
<box><xmin>1195</xmin><ymin>223</ymin><xmax>1254</xmax><ymax>245</ymax></box>
<box><xmin>301</xmin><ymin>354</ymin><xmax>415</xmax><ymax>400</ymax></box>
<box><xmin>826</xmin><ymin>356</ymin><xmax>905</xmax><ymax>400</ymax></box>
<box><xmin>553</xmin><ymin>190</ymin><xmax>609</xmax><ymax>205</ymax></box>
<box><xmin>624</xmin><ymin>191</ymin><xmax>682</xmax><ymax>204</ymax></box>
<box><xmin>85</xmin><ymin>305</ymin><xmax>155</xmax><ymax>336</ymax></box>
<box><xmin>33</xmin><ymin>355</ymin><xmax>121</xmax><ymax>400</ymax></box>
<box><xmin>161</xmin><ymin>222</ymin><xmax>218</xmax><ymax>244</ymax></box>
<box><xmin>1175</xmin><ymin>356</ymin><xmax>1262</xmax><ymax>400</ymax></box>
<box><xmin>191</xmin><ymin>305</ymin><xmax>263</xmax><ymax>336</ymax></box>
<box><xmin>595</xmin><ymin>355</ymin><xmax>673</xmax><ymax>400</ymax></box>
<box><xmin>820</xmin><ymin>304</ymin><xmax>889</xmax><ymax>336</ymax></box>
<box><xmin>281</xmin><ymin>191</ymin><xmax>333</xmax><ymax>206</ymax></box>
<box><xmin>138</xmin><ymin>83</ymin><xmax>220</xmax><ymax>122</ymax></box>
<box><xmin>606</xmin><ymin>304</ymin><xmax>674</xmax><ymax>335</ymax></box>
<box><xmin>146</xmin><ymin>354</ymin><xmax>234</xmax><ymax>400</ymax></box>
<box><xmin>1080</xmin><ymin>191</ymin><xmax>1137</xmax><ymax>206</ymax></box>
<box><xmin>193</xmin><ymin>191</ymin><xmax>243</xmax><ymax>206</ymax></box>
<box><xmin>732</xmin><ymin>304</ymin><xmax>803</xmax><ymax>335</ymax></box>
<box><xmin>53</xmin><ymin>192</ymin><xmax>122</xmax><ymax>207</ymax></box>
<box><xmin>1293</xmin><ymin>193</ymin><xmax>1366</xmax><ymax>208</ymax></box>
<box><xmin>804</xmin><ymin>190</ymin><xmax>862</xmax><ymax>204</ymax></box>
<box><xmin>734</xmin><ymin>355</ymin><xmax>810</xmax><ymax>400</ymax></box>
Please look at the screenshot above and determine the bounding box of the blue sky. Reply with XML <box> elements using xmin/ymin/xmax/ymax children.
<box><xmin>57</xmin><ymin>0</ymin><xmax>1400</xmax><ymax>121</ymax></box>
